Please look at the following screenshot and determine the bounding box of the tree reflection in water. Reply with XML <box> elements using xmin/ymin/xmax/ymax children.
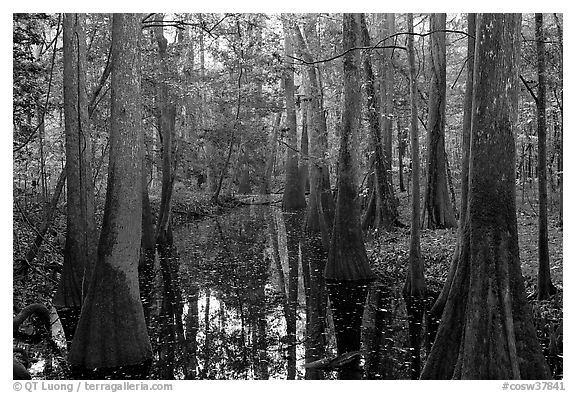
<box><xmin>147</xmin><ymin>205</ymin><xmax>350</xmax><ymax>379</ymax></box>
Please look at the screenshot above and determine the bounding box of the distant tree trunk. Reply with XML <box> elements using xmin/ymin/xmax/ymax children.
<box><xmin>292</xmin><ymin>17</ymin><xmax>334</xmax><ymax>249</ymax></box>
<box><xmin>299</xmin><ymin>99</ymin><xmax>310</xmax><ymax>194</ymax></box>
<box><xmin>422</xmin><ymin>13</ymin><xmax>457</xmax><ymax>229</ymax></box>
<box><xmin>445</xmin><ymin>151</ymin><xmax>458</xmax><ymax>217</ymax></box>
<box><xmin>54</xmin><ymin>13</ymin><xmax>97</xmax><ymax>346</ymax></box>
<box><xmin>428</xmin><ymin>13</ymin><xmax>476</xmax><ymax>347</ymax></box>
<box><xmin>37</xmin><ymin>105</ymin><xmax>47</xmax><ymax>204</ymax></box>
<box><xmin>238</xmin><ymin>146</ymin><xmax>251</xmax><ymax>194</ymax></box>
<box><xmin>403</xmin><ymin>13</ymin><xmax>427</xmax><ymax>380</ymax></box>
<box><xmin>535</xmin><ymin>13</ymin><xmax>556</xmax><ymax>300</ymax></box>
<box><xmin>261</xmin><ymin>113</ymin><xmax>282</xmax><ymax>194</ymax></box>
<box><xmin>398</xmin><ymin>119</ymin><xmax>407</xmax><ymax>192</ymax></box>
<box><xmin>553</xmin><ymin>13</ymin><xmax>563</xmax><ymax>225</ymax></box>
<box><xmin>526</xmin><ymin>139</ymin><xmax>534</xmax><ymax>178</ymax></box>
<box><xmin>68</xmin><ymin>13</ymin><xmax>152</xmax><ymax>376</ymax></box>
<box><xmin>380</xmin><ymin>13</ymin><xmax>396</xmax><ymax>177</ymax></box>
<box><xmin>153</xmin><ymin>14</ymin><xmax>176</xmax><ymax>248</ymax></box>
<box><xmin>359</xmin><ymin>13</ymin><xmax>398</xmax><ymax>230</ymax></box>
<box><xmin>180</xmin><ymin>26</ymin><xmax>196</xmax><ymax>143</ymax></box>
<box><xmin>325</xmin><ymin>14</ymin><xmax>376</xmax><ymax>380</ymax></box>
<box><xmin>548</xmin><ymin>113</ymin><xmax>557</xmax><ymax>195</ymax></box>
<box><xmin>421</xmin><ymin>13</ymin><xmax>550</xmax><ymax>380</ymax></box>
<box><xmin>281</xmin><ymin>17</ymin><xmax>306</xmax><ymax>211</ymax></box>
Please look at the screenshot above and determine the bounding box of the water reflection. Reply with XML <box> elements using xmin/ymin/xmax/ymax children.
<box><xmin>148</xmin><ymin>205</ymin><xmax>339</xmax><ymax>379</ymax></box>
<box><xmin>26</xmin><ymin>207</ymin><xmax>415</xmax><ymax>379</ymax></box>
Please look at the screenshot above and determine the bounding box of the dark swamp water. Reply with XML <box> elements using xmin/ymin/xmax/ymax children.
<box><xmin>27</xmin><ymin>204</ymin><xmax>561</xmax><ymax>380</ymax></box>
<box><xmin>138</xmin><ymin>204</ymin><xmax>413</xmax><ymax>380</ymax></box>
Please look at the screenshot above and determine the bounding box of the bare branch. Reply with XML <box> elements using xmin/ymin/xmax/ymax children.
<box><xmin>289</xmin><ymin>29</ymin><xmax>473</xmax><ymax>66</ymax></box>
<box><xmin>520</xmin><ymin>74</ymin><xmax>539</xmax><ymax>104</ymax></box>
<box><xmin>289</xmin><ymin>45</ymin><xmax>406</xmax><ymax>65</ymax></box>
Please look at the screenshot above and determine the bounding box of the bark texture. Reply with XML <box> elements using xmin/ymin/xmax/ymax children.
<box><xmin>299</xmin><ymin>101</ymin><xmax>310</xmax><ymax>193</ymax></box>
<box><xmin>325</xmin><ymin>13</ymin><xmax>374</xmax><ymax>283</ymax></box>
<box><xmin>325</xmin><ymin>14</ymin><xmax>375</xmax><ymax>380</ymax></box>
<box><xmin>54</xmin><ymin>13</ymin><xmax>97</xmax><ymax>344</ymax></box>
<box><xmin>535</xmin><ymin>13</ymin><xmax>555</xmax><ymax>300</ymax></box>
<box><xmin>403</xmin><ymin>13</ymin><xmax>427</xmax><ymax>380</ymax></box>
<box><xmin>380</xmin><ymin>13</ymin><xmax>395</xmax><ymax>175</ymax></box>
<box><xmin>422</xmin><ymin>13</ymin><xmax>457</xmax><ymax>229</ymax></box>
<box><xmin>69</xmin><ymin>13</ymin><xmax>152</xmax><ymax>372</ymax></box>
<box><xmin>154</xmin><ymin>14</ymin><xmax>176</xmax><ymax>247</ymax></box>
<box><xmin>359</xmin><ymin>13</ymin><xmax>398</xmax><ymax>231</ymax></box>
<box><xmin>429</xmin><ymin>13</ymin><xmax>476</xmax><ymax>343</ymax></box>
<box><xmin>292</xmin><ymin>18</ymin><xmax>334</xmax><ymax>247</ymax></box>
<box><xmin>421</xmin><ymin>14</ymin><xmax>550</xmax><ymax>380</ymax></box>
<box><xmin>261</xmin><ymin>113</ymin><xmax>282</xmax><ymax>194</ymax></box>
<box><xmin>281</xmin><ymin>17</ymin><xmax>306</xmax><ymax>211</ymax></box>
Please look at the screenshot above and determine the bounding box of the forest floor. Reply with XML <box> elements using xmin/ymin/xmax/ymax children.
<box><xmin>367</xmin><ymin>185</ymin><xmax>564</xmax><ymax>292</ymax></box>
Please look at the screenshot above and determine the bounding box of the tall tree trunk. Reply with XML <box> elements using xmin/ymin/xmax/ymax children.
<box><xmin>292</xmin><ymin>21</ymin><xmax>332</xmax><ymax>365</ymax></box>
<box><xmin>380</xmin><ymin>13</ymin><xmax>396</xmax><ymax>178</ymax></box>
<box><xmin>154</xmin><ymin>14</ymin><xmax>176</xmax><ymax>248</ymax></box>
<box><xmin>535</xmin><ymin>13</ymin><xmax>556</xmax><ymax>300</ymax></box>
<box><xmin>359</xmin><ymin>14</ymin><xmax>398</xmax><ymax>230</ymax></box>
<box><xmin>325</xmin><ymin>14</ymin><xmax>376</xmax><ymax>380</ymax></box>
<box><xmin>261</xmin><ymin>113</ymin><xmax>282</xmax><ymax>194</ymax></box>
<box><xmin>281</xmin><ymin>16</ymin><xmax>306</xmax><ymax>211</ymax></box>
<box><xmin>428</xmin><ymin>13</ymin><xmax>476</xmax><ymax>347</ymax></box>
<box><xmin>69</xmin><ymin>13</ymin><xmax>152</xmax><ymax>376</ymax></box>
<box><xmin>54</xmin><ymin>13</ymin><xmax>97</xmax><ymax>346</ymax></box>
<box><xmin>422</xmin><ymin>13</ymin><xmax>457</xmax><ymax>229</ymax></box>
<box><xmin>553</xmin><ymin>14</ymin><xmax>563</xmax><ymax>225</ymax></box>
<box><xmin>292</xmin><ymin>17</ymin><xmax>334</xmax><ymax>250</ymax></box>
<box><xmin>403</xmin><ymin>13</ymin><xmax>427</xmax><ymax>380</ymax></box>
<box><xmin>421</xmin><ymin>14</ymin><xmax>550</xmax><ymax>380</ymax></box>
